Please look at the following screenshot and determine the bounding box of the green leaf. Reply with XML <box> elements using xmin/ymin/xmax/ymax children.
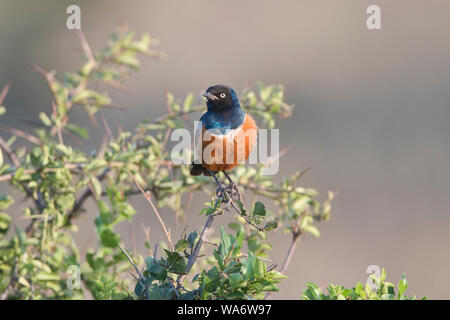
<box><xmin>39</xmin><ymin>112</ymin><xmax>52</xmax><ymax>126</ymax></box>
<box><xmin>183</xmin><ymin>92</ymin><xmax>194</xmax><ymax>112</ymax></box>
<box><xmin>134</xmin><ymin>281</ymin><xmax>144</xmax><ymax>297</ymax></box>
<box><xmin>187</xmin><ymin>231</ymin><xmax>198</xmax><ymax>247</ymax></box>
<box><xmin>303</xmin><ymin>282</ymin><xmax>322</xmax><ymax>300</ymax></box>
<box><xmin>36</xmin><ymin>272</ymin><xmax>60</xmax><ymax>281</ymax></box>
<box><xmin>0</xmin><ymin>194</ymin><xmax>14</xmax><ymax>210</ymax></box>
<box><xmin>252</xmin><ymin>258</ymin><xmax>265</xmax><ymax>279</ymax></box>
<box><xmin>398</xmin><ymin>274</ymin><xmax>408</xmax><ymax>296</ymax></box>
<box><xmin>149</xmin><ymin>263</ymin><xmax>167</xmax><ymax>280</ymax></box>
<box><xmin>164</xmin><ymin>250</ymin><xmax>187</xmax><ymax>274</ymax></box>
<box><xmin>228</xmin><ymin>273</ymin><xmax>244</xmax><ymax>290</ymax></box>
<box><xmin>252</xmin><ymin>201</ymin><xmax>266</xmax><ymax>216</ymax></box>
<box><xmin>175</xmin><ymin>239</ymin><xmax>189</xmax><ymax>252</ymax></box>
<box><xmin>55</xmin><ymin>144</ymin><xmax>72</xmax><ymax>156</ymax></box>
<box><xmin>98</xmin><ymin>200</ymin><xmax>111</xmax><ymax>225</ymax></box>
<box><xmin>91</xmin><ymin>176</ymin><xmax>102</xmax><ymax>199</ymax></box>
<box><xmin>200</xmin><ymin>207</ymin><xmax>217</xmax><ymax>216</ymax></box>
<box><xmin>220</xmin><ymin>226</ymin><xmax>231</xmax><ymax>255</ymax></box>
<box><xmin>146</xmin><ymin>284</ymin><xmax>164</xmax><ymax>300</ymax></box>
<box><xmin>304</xmin><ymin>224</ymin><xmax>320</xmax><ymax>238</ymax></box>
<box><xmin>0</xmin><ymin>212</ymin><xmax>11</xmax><ymax>235</ymax></box>
<box><xmin>99</xmin><ymin>228</ymin><xmax>120</xmax><ymax>247</ymax></box>
<box><xmin>66</xmin><ymin>123</ymin><xmax>90</xmax><ymax>139</ymax></box>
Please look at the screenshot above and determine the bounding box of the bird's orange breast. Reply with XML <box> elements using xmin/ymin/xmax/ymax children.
<box><xmin>200</xmin><ymin>114</ymin><xmax>258</xmax><ymax>172</ymax></box>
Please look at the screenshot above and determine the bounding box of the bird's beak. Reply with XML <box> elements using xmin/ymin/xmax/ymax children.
<box><xmin>201</xmin><ymin>92</ymin><xmax>219</xmax><ymax>101</ymax></box>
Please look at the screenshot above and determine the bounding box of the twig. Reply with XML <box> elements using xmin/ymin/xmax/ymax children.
<box><xmin>100</xmin><ymin>113</ymin><xmax>114</xmax><ymax>142</ymax></box>
<box><xmin>279</xmin><ymin>232</ymin><xmax>301</xmax><ymax>275</ymax></box>
<box><xmin>264</xmin><ymin>231</ymin><xmax>301</xmax><ymax>300</ymax></box>
<box><xmin>128</xmin><ymin>270</ymin><xmax>139</xmax><ymax>281</ymax></box>
<box><xmin>0</xmin><ymin>126</ymin><xmax>43</xmax><ymax>146</ymax></box>
<box><xmin>76</xmin><ymin>29</ymin><xmax>96</xmax><ymax>64</ymax></box>
<box><xmin>140</xmin><ymin>222</ymin><xmax>152</xmax><ymax>256</ymax></box>
<box><xmin>0</xmin><ymin>136</ymin><xmax>20</xmax><ymax>167</ymax></box>
<box><xmin>118</xmin><ymin>244</ymin><xmax>145</xmax><ymax>285</ymax></box>
<box><xmin>153</xmin><ymin>243</ymin><xmax>158</xmax><ymax>260</ymax></box>
<box><xmin>102</xmin><ymin>78</ymin><xmax>132</xmax><ymax>93</ymax></box>
<box><xmin>0</xmin><ymin>83</ymin><xmax>11</xmax><ymax>105</ymax></box>
<box><xmin>177</xmin><ymin>212</ymin><xmax>219</xmax><ymax>286</ymax></box>
<box><xmin>128</xmin><ymin>170</ymin><xmax>174</xmax><ymax>251</ymax></box>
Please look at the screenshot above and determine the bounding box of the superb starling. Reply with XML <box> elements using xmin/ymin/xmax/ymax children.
<box><xmin>190</xmin><ymin>85</ymin><xmax>258</xmax><ymax>198</ymax></box>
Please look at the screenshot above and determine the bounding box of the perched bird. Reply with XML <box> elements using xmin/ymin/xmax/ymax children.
<box><xmin>190</xmin><ymin>85</ymin><xmax>258</xmax><ymax>197</ymax></box>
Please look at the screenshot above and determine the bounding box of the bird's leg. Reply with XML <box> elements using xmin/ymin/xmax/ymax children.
<box><xmin>207</xmin><ymin>169</ymin><xmax>228</xmax><ymax>201</ymax></box>
<box><xmin>223</xmin><ymin>171</ymin><xmax>240</xmax><ymax>201</ymax></box>
<box><xmin>223</xmin><ymin>171</ymin><xmax>234</xmax><ymax>185</ymax></box>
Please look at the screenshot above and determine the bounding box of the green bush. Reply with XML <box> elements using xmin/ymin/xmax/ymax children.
<box><xmin>302</xmin><ymin>268</ymin><xmax>424</xmax><ymax>300</ymax></box>
<box><xmin>0</xmin><ymin>25</ymin><xmax>416</xmax><ymax>300</ymax></box>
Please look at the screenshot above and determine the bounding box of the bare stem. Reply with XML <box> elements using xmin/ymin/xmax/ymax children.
<box><xmin>279</xmin><ymin>233</ymin><xmax>301</xmax><ymax>275</ymax></box>
<box><xmin>118</xmin><ymin>244</ymin><xmax>145</xmax><ymax>286</ymax></box>
<box><xmin>177</xmin><ymin>212</ymin><xmax>219</xmax><ymax>286</ymax></box>
<box><xmin>129</xmin><ymin>171</ymin><xmax>174</xmax><ymax>251</ymax></box>
<box><xmin>0</xmin><ymin>83</ymin><xmax>11</xmax><ymax>105</ymax></box>
<box><xmin>264</xmin><ymin>232</ymin><xmax>301</xmax><ymax>299</ymax></box>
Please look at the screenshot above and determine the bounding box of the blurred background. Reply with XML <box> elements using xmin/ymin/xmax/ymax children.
<box><xmin>1</xmin><ymin>0</ymin><xmax>450</xmax><ymax>299</ymax></box>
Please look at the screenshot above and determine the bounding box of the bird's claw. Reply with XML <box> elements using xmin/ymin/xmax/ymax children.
<box><xmin>215</xmin><ymin>185</ymin><xmax>229</xmax><ymax>202</ymax></box>
<box><xmin>225</xmin><ymin>183</ymin><xmax>240</xmax><ymax>201</ymax></box>
<box><xmin>216</xmin><ymin>184</ymin><xmax>240</xmax><ymax>203</ymax></box>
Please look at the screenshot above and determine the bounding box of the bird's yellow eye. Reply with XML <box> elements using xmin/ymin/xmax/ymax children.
<box><xmin>220</xmin><ymin>93</ymin><xmax>226</xmax><ymax>98</ymax></box>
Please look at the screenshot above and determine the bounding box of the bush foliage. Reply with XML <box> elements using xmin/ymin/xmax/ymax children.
<box><xmin>302</xmin><ymin>269</ymin><xmax>423</xmax><ymax>300</ymax></box>
<box><xmin>0</xmin><ymin>26</ymin><xmax>417</xmax><ymax>300</ymax></box>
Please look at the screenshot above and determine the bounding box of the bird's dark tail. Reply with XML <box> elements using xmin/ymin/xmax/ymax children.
<box><xmin>190</xmin><ymin>163</ymin><xmax>204</xmax><ymax>176</ymax></box>
<box><xmin>189</xmin><ymin>163</ymin><xmax>212</xmax><ymax>176</ymax></box>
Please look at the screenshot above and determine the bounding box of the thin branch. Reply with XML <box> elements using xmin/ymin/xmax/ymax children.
<box><xmin>128</xmin><ymin>171</ymin><xmax>174</xmax><ymax>251</ymax></box>
<box><xmin>279</xmin><ymin>232</ymin><xmax>301</xmax><ymax>275</ymax></box>
<box><xmin>177</xmin><ymin>211</ymin><xmax>219</xmax><ymax>286</ymax></box>
<box><xmin>153</xmin><ymin>243</ymin><xmax>159</xmax><ymax>260</ymax></box>
<box><xmin>0</xmin><ymin>83</ymin><xmax>11</xmax><ymax>105</ymax></box>
<box><xmin>265</xmin><ymin>231</ymin><xmax>301</xmax><ymax>300</ymax></box>
<box><xmin>0</xmin><ymin>126</ymin><xmax>43</xmax><ymax>146</ymax></box>
<box><xmin>118</xmin><ymin>244</ymin><xmax>145</xmax><ymax>285</ymax></box>
<box><xmin>101</xmin><ymin>78</ymin><xmax>132</xmax><ymax>93</ymax></box>
<box><xmin>100</xmin><ymin>112</ymin><xmax>114</xmax><ymax>142</ymax></box>
<box><xmin>0</xmin><ymin>136</ymin><xmax>20</xmax><ymax>167</ymax></box>
<box><xmin>76</xmin><ymin>29</ymin><xmax>96</xmax><ymax>64</ymax></box>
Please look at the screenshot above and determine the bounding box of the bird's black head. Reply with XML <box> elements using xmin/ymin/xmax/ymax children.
<box><xmin>202</xmin><ymin>85</ymin><xmax>240</xmax><ymax>111</ymax></box>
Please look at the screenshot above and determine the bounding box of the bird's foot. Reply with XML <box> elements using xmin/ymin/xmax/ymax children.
<box><xmin>215</xmin><ymin>184</ymin><xmax>230</xmax><ymax>202</ymax></box>
<box><xmin>225</xmin><ymin>183</ymin><xmax>240</xmax><ymax>201</ymax></box>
